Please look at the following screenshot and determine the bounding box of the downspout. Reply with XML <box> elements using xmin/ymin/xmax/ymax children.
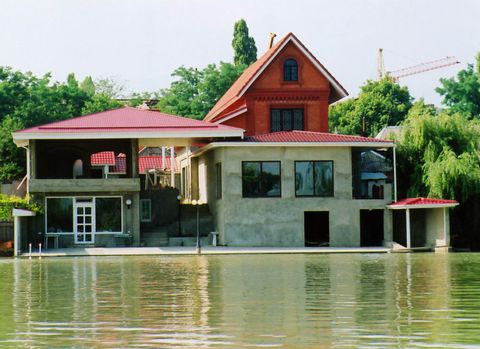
<box><xmin>21</xmin><ymin>146</ymin><xmax>30</xmax><ymax>197</ymax></box>
<box><xmin>393</xmin><ymin>146</ymin><xmax>397</xmax><ymax>202</ymax></box>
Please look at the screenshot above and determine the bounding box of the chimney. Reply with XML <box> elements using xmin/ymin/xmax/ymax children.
<box><xmin>268</xmin><ymin>33</ymin><xmax>277</xmax><ymax>49</ymax></box>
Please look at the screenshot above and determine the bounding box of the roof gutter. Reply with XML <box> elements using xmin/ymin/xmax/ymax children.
<box><xmin>191</xmin><ymin>140</ymin><xmax>395</xmax><ymax>158</ymax></box>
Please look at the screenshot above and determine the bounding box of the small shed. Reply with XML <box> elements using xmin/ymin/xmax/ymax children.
<box><xmin>387</xmin><ymin>198</ymin><xmax>459</xmax><ymax>252</ymax></box>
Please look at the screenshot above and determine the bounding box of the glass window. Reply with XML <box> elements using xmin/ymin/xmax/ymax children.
<box><xmin>215</xmin><ymin>163</ymin><xmax>222</xmax><ymax>199</ymax></box>
<box><xmin>242</xmin><ymin>161</ymin><xmax>281</xmax><ymax>198</ymax></box>
<box><xmin>271</xmin><ymin>109</ymin><xmax>304</xmax><ymax>132</ymax></box>
<box><xmin>95</xmin><ymin>197</ymin><xmax>122</xmax><ymax>232</ymax></box>
<box><xmin>295</xmin><ymin>161</ymin><xmax>334</xmax><ymax>197</ymax></box>
<box><xmin>140</xmin><ymin>199</ymin><xmax>152</xmax><ymax>222</ymax></box>
<box><xmin>46</xmin><ymin>198</ymin><xmax>73</xmax><ymax>233</ymax></box>
<box><xmin>284</xmin><ymin>59</ymin><xmax>298</xmax><ymax>81</ymax></box>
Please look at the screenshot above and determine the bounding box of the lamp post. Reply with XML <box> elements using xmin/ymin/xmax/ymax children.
<box><xmin>192</xmin><ymin>199</ymin><xmax>201</xmax><ymax>255</ymax></box>
<box><xmin>176</xmin><ymin>195</ymin><xmax>182</xmax><ymax>238</ymax></box>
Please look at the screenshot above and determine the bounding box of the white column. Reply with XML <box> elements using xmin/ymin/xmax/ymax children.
<box><xmin>26</xmin><ymin>146</ymin><xmax>30</xmax><ymax>196</ymax></box>
<box><xmin>170</xmin><ymin>146</ymin><xmax>175</xmax><ymax>188</ymax></box>
<box><xmin>443</xmin><ymin>207</ymin><xmax>448</xmax><ymax>244</ymax></box>
<box><xmin>393</xmin><ymin>147</ymin><xmax>397</xmax><ymax>202</ymax></box>
<box><xmin>161</xmin><ymin>146</ymin><xmax>166</xmax><ymax>170</ymax></box>
<box><xmin>406</xmin><ymin>208</ymin><xmax>411</xmax><ymax>249</ymax></box>
<box><xmin>14</xmin><ymin>216</ymin><xmax>20</xmax><ymax>257</ymax></box>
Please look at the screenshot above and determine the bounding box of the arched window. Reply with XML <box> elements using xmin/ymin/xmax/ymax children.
<box><xmin>284</xmin><ymin>59</ymin><xmax>298</xmax><ymax>81</ymax></box>
<box><xmin>73</xmin><ymin>159</ymin><xmax>83</xmax><ymax>179</ymax></box>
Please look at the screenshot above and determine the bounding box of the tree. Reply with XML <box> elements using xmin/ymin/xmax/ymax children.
<box><xmin>396</xmin><ymin>109</ymin><xmax>480</xmax><ymax>249</ymax></box>
<box><xmin>81</xmin><ymin>93</ymin><xmax>122</xmax><ymax>115</ymax></box>
<box><xmin>157</xmin><ymin>20</ymin><xmax>256</xmax><ymax>119</ymax></box>
<box><xmin>80</xmin><ymin>76</ymin><xmax>96</xmax><ymax>96</ymax></box>
<box><xmin>329</xmin><ymin>78</ymin><xmax>413</xmax><ymax>137</ymax></box>
<box><xmin>232</xmin><ymin>19</ymin><xmax>257</xmax><ymax>67</ymax></box>
<box><xmin>94</xmin><ymin>77</ymin><xmax>127</xmax><ymax>98</ymax></box>
<box><xmin>436</xmin><ymin>54</ymin><xmax>480</xmax><ymax>119</ymax></box>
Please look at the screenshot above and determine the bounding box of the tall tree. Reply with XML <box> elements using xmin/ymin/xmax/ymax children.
<box><xmin>232</xmin><ymin>19</ymin><xmax>257</xmax><ymax>67</ymax></box>
<box><xmin>329</xmin><ymin>78</ymin><xmax>413</xmax><ymax>137</ymax></box>
<box><xmin>436</xmin><ymin>54</ymin><xmax>480</xmax><ymax>119</ymax></box>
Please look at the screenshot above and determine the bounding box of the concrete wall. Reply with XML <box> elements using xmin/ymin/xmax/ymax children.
<box><xmin>201</xmin><ymin>146</ymin><xmax>392</xmax><ymax>247</ymax></box>
<box><xmin>426</xmin><ymin>208</ymin><xmax>449</xmax><ymax>247</ymax></box>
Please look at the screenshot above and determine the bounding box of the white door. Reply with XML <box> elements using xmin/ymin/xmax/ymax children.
<box><xmin>74</xmin><ymin>201</ymin><xmax>95</xmax><ymax>244</ymax></box>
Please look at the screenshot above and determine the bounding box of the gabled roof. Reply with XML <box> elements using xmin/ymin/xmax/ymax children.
<box><xmin>13</xmin><ymin>107</ymin><xmax>244</xmax><ymax>145</ymax></box>
<box><xmin>388</xmin><ymin>197</ymin><xmax>459</xmax><ymax>209</ymax></box>
<box><xmin>91</xmin><ymin>151</ymin><xmax>116</xmax><ymax>166</ymax></box>
<box><xmin>243</xmin><ymin>130</ymin><xmax>393</xmax><ymax>145</ymax></box>
<box><xmin>139</xmin><ymin>156</ymin><xmax>179</xmax><ymax>174</ymax></box>
<box><xmin>204</xmin><ymin>33</ymin><xmax>348</xmax><ymax>123</ymax></box>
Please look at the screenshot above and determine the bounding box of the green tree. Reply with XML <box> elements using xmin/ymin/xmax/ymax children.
<box><xmin>436</xmin><ymin>54</ymin><xmax>480</xmax><ymax>119</ymax></box>
<box><xmin>80</xmin><ymin>76</ymin><xmax>96</xmax><ymax>96</ymax></box>
<box><xmin>329</xmin><ymin>78</ymin><xmax>413</xmax><ymax>137</ymax></box>
<box><xmin>94</xmin><ymin>77</ymin><xmax>127</xmax><ymax>98</ymax></box>
<box><xmin>157</xmin><ymin>63</ymin><xmax>245</xmax><ymax>119</ymax></box>
<box><xmin>232</xmin><ymin>19</ymin><xmax>257</xmax><ymax>66</ymax></box>
<box><xmin>81</xmin><ymin>93</ymin><xmax>122</xmax><ymax>115</ymax></box>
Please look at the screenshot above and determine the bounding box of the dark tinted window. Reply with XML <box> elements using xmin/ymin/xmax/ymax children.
<box><xmin>284</xmin><ymin>59</ymin><xmax>298</xmax><ymax>81</ymax></box>
<box><xmin>271</xmin><ymin>109</ymin><xmax>304</xmax><ymax>132</ymax></box>
<box><xmin>242</xmin><ymin>161</ymin><xmax>281</xmax><ymax>197</ymax></box>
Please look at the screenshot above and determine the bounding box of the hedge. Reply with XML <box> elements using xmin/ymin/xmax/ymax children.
<box><xmin>0</xmin><ymin>194</ymin><xmax>43</xmax><ymax>221</ymax></box>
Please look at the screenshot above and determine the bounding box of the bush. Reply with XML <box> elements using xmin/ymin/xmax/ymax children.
<box><xmin>0</xmin><ymin>194</ymin><xmax>43</xmax><ymax>221</ymax></box>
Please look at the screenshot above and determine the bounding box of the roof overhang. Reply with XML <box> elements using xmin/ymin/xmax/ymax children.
<box><xmin>213</xmin><ymin>106</ymin><xmax>248</xmax><ymax>124</ymax></box>
<box><xmin>387</xmin><ymin>202</ymin><xmax>459</xmax><ymax>210</ymax></box>
<box><xmin>192</xmin><ymin>141</ymin><xmax>395</xmax><ymax>157</ymax></box>
<box><xmin>12</xmin><ymin>129</ymin><xmax>245</xmax><ymax>147</ymax></box>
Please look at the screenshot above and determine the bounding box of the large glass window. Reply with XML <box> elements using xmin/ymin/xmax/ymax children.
<box><xmin>284</xmin><ymin>59</ymin><xmax>298</xmax><ymax>81</ymax></box>
<box><xmin>46</xmin><ymin>198</ymin><xmax>73</xmax><ymax>233</ymax></box>
<box><xmin>95</xmin><ymin>197</ymin><xmax>122</xmax><ymax>232</ymax></box>
<box><xmin>271</xmin><ymin>108</ymin><xmax>304</xmax><ymax>132</ymax></box>
<box><xmin>242</xmin><ymin>161</ymin><xmax>281</xmax><ymax>198</ymax></box>
<box><xmin>352</xmin><ymin>149</ymin><xmax>393</xmax><ymax>200</ymax></box>
<box><xmin>295</xmin><ymin>161</ymin><xmax>334</xmax><ymax>197</ymax></box>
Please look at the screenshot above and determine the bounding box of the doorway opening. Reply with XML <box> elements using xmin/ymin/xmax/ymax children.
<box><xmin>304</xmin><ymin>211</ymin><xmax>329</xmax><ymax>247</ymax></box>
<box><xmin>360</xmin><ymin>209</ymin><xmax>384</xmax><ymax>246</ymax></box>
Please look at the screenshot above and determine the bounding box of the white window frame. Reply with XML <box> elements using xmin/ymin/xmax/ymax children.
<box><xmin>45</xmin><ymin>195</ymin><xmax>124</xmax><ymax>236</ymax></box>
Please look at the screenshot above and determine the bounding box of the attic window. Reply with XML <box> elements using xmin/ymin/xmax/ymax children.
<box><xmin>284</xmin><ymin>59</ymin><xmax>298</xmax><ymax>81</ymax></box>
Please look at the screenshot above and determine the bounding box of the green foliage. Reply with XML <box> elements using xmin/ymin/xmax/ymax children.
<box><xmin>232</xmin><ymin>19</ymin><xmax>257</xmax><ymax>67</ymax></box>
<box><xmin>396</xmin><ymin>110</ymin><xmax>480</xmax><ymax>202</ymax></box>
<box><xmin>80</xmin><ymin>76</ymin><xmax>96</xmax><ymax>96</ymax></box>
<box><xmin>157</xmin><ymin>63</ymin><xmax>245</xmax><ymax>119</ymax></box>
<box><xmin>81</xmin><ymin>93</ymin><xmax>122</xmax><ymax>115</ymax></box>
<box><xmin>329</xmin><ymin>78</ymin><xmax>413</xmax><ymax>137</ymax></box>
<box><xmin>0</xmin><ymin>194</ymin><xmax>43</xmax><ymax>221</ymax></box>
<box><xmin>94</xmin><ymin>77</ymin><xmax>127</xmax><ymax>98</ymax></box>
<box><xmin>436</xmin><ymin>57</ymin><xmax>480</xmax><ymax>119</ymax></box>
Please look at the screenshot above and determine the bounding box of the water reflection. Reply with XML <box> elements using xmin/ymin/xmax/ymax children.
<box><xmin>1</xmin><ymin>254</ymin><xmax>480</xmax><ymax>348</ymax></box>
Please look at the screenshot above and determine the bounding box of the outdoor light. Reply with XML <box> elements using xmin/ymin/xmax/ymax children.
<box><xmin>125</xmin><ymin>199</ymin><xmax>132</xmax><ymax>209</ymax></box>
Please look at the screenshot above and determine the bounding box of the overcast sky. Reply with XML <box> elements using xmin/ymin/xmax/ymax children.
<box><xmin>1</xmin><ymin>0</ymin><xmax>479</xmax><ymax>106</ymax></box>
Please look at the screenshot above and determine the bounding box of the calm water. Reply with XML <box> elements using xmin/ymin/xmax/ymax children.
<box><xmin>1</xmin><ymin>253</ymin><xmax>480</xmax><ymax>348</ymax></box>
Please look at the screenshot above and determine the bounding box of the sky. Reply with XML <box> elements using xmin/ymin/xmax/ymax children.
<box><xmin>1</xmin><ymin>0</ymin><xmax>479</xmax><ymax>106</ymax></box>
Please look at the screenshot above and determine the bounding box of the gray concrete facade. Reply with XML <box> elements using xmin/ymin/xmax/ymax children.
<box><xmin>200</xmin><ymin>145</ymin><xmax>393</xmax><ymax>247</ymax></box>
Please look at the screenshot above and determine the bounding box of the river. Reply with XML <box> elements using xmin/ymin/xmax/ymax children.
<box><xmin>1</xmin><ymin>253</ymin><xmax>480</xmax><ymax>348</ymax></box>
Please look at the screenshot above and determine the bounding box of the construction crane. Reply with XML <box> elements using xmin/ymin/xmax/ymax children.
<box><xmin>377</xmin><ymin>48</ymin><xmax>459</xmax><ymax>82</ymax></box>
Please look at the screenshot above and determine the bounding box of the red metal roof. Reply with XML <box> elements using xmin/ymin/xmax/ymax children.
<box><xmin>204</xmin><ymin>33</ymin><xmax>348</xmax><ymax>122</ymax></box>
<box><xmin>389</xmin><ymin>197</ymin><xmax>459</xmax><ymax>207</ymax></box>
<box><xmin>91</xmin><ymin>151</ymin><xmax>116</xmax><ymax>166</ymax></box>
<box><xmin>243</xmin><ymin>131</ymin><xmax>393</xmax><ymax>144</ymax></box>
<box><xmin>16</xmin><ymin>107</ymin><xmax>242</xmax><ymax>134</ymax></box>
<box><xmin>138</xmin><ymin>156</ymin><xmax>179</xmax><ymax>174</ymax></box>
<box><xmin>109</xmin><ymin>155</ymin><xmax>126</xmax><ymax>174</ymax></box>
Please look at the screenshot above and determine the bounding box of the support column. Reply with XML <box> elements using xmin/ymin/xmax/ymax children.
<box><xmin>406</xmin><ymin>208</ymin><xmax>411</xmax><ymax>249</ymax></box>
<box><xmin>443</xmin><ymin>207</ymin><xmax>448</xmax><ymax>243</ymax></box>
<box><xmin>161</xmin><ymin>146</ymin><xmax>166</xmax><ymax>170</ymax></box>
<box><xmin>170</xmin><ymin>146</ymin><xmax>175</xmax><ymax>188</ymax></box>
<box><xmin>130</xmin><ymin>139</ymin><xmax>139</xmax><ymax>178</ymax></box>
<box><xmin>393</xmin><ymin>147</ymin><xmax>397</xmax><ymax>202</ymax></box>
<box><xmin>14</xmin><ymin>216</ymin><xmax>20</xmax><ymax>257</ymax></box>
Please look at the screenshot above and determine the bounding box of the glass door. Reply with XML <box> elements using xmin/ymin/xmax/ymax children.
<box><xmin>74</xmin><ymin>201</ymin><xmax>95</xmax><ymax>244</ymax></box>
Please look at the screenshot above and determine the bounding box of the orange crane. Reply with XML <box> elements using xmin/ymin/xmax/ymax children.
<box><xmin>377</xmin><ymin>48</ymin><xmax>459</xmax><ymax>81</ymax></box>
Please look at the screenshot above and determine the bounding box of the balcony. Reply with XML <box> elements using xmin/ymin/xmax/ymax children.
<box><xmin>29</xmin><ymin>178</ymin><xmax>140</xmax><ymax>193</ymax></box>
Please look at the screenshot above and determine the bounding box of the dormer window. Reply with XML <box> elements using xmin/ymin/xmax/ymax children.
<box><xmin>283</xmin><ymin>59</ymin><xmax>298</xmax><ymax>81</ymax></box>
